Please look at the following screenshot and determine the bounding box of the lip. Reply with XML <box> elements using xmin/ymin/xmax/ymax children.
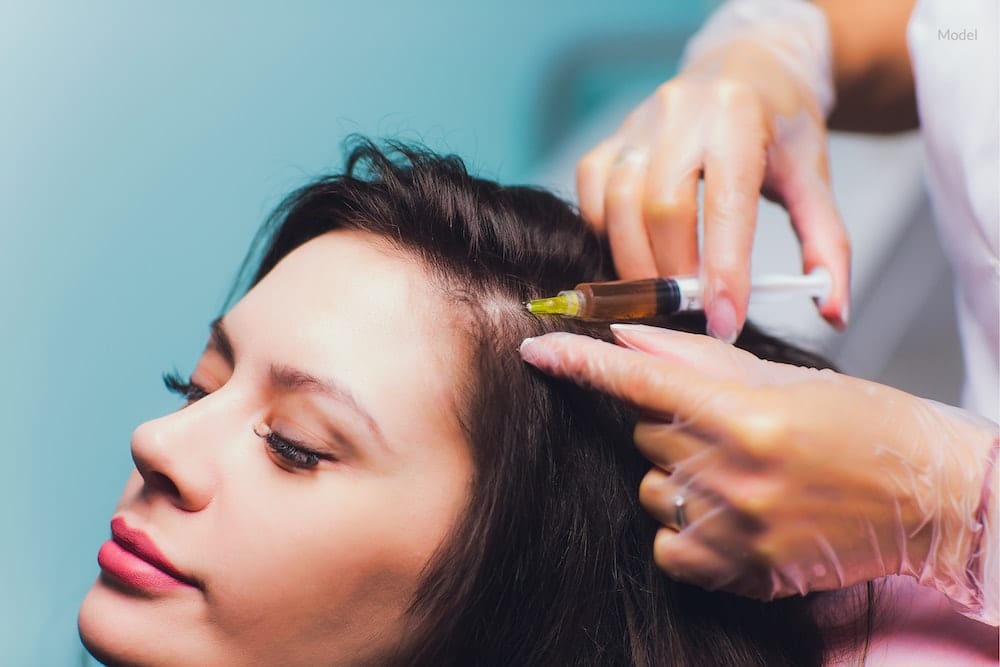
<box><xmin>97</xmin><ymin>517</ymin><xmax>200</xmax><ymax>592</ymax></box>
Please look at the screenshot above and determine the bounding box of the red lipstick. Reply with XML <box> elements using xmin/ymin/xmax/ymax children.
<box><xmin>97</xmin><ymin>517</ymin><xmax>199</xmax><ymax>592</ymax></box>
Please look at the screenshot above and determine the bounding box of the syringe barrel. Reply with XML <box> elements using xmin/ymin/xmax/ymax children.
<box><xmin>575</xmin><ymin>278</ymin><xmax>683</xmax><ymax>320</ymax></box>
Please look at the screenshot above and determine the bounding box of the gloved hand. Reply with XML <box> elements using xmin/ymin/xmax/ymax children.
<box><xmin>575</xmin><ymin>0</ymin><xmax>848</xmax><ymax>342</ymax></box>
<box><xmin>519</xmin><ymin>324</ymin><xmax>999</xmax><ymax>625</ymax></box>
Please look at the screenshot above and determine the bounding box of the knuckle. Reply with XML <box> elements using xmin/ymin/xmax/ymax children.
<box><xmin>642</xmin><ymin>191</ymin><xmax>695</xmax><ymax>225</ymax></box>
<box><xmin>704</xmin><ymin>254</ymin><xmax>746</xmax><ymax>284</ymax></box>
<box><xmin>712</xmin><ymin>78</ymin><xmax>755</xmax><ymax>109</ymax></box>
<box><xmin>576</xmin><ymin>151</ymin><xmax>604</xmax><ymax>183</ymax></box>
<box><xmin>623</xmin><ymin>357</ymin><xmax>657</xmax><ymax>392</ymax></box>
<box><xmin>605</xmin><ymin>180</ymin><xmax>638</xmax><ymax>207</ymax></box>
<box><xmin>542</xmin><ymin>337</ymin><xmax>600</xmax><ymax>386</ymax></box>
<box><xmin>638</xmin><ymin>470</ymin><xmax>672</xmax><ymax>509</ymax></box>
<box><xmin>633</xmin><ymin>429</ymin><xmax>674</xmax><ymax>467</ymax></box>
<box><xmin>745</xmin><ymin>484</ymin><xmax>782</xmax><ymax>515</ymax></box>
<box><xmin>834</xmin><ymin>230</ymin><xmax>851</xmax><ymax>256</ymax></box>
<box><xmin>633</xmin><ymin>420</ymin><xmax>655</xmax><ymax>444</ymax></box>
<box><xmin>652</xmin><ymin>82</ymin><xmax>682</xmax><ymax>112</ymax></box>
<box><xmin>707</xmin><ymin>193</ymin><xmax>758</xmax><ymax>241</ymax></box>
<box><xmin>652</xmin><ymin>530</ymin><xmax>682</xmax><ymax>573</ymax></box>
<box><xmin>633</xmin><ymin>420</ymin><xmax>673</xmax><ymax>449</ymax></box>
<box><xmin>652</xmin><ymin>543</ymin><xmax>672</xmax><ymax>574</ymax></box>
<box><xmin>715</xmin><ymin>188</ymin><xmax>757</xmax><ymax>224</ymax></box>
<box><xmin>813</xmin><ymin>216</ymin><xmax>851</xmax><ymax>254</ymax></box>
<box><xmin>737</xmin><ymin>409</ymin><xmax>790</xmax><ymax>459</ymax></box>
<box><xmin>723</xmin><ymin>480</ymin><xmax>782</xmax><ymax>516</ymax></box>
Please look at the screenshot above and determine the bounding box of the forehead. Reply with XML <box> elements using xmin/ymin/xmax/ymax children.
<box><xmin>226</xmin><ymin>230</ymin><xmax>467</xmax><ymax>447</ymax></box>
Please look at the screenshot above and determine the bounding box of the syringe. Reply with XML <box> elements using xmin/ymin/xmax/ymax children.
<box><xmin>525</xmin><ymin>269</ymin><xmax>831</xmax><ymax>321</ymax></box>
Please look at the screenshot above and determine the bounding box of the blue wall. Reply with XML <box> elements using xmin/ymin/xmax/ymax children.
<box><xmin>1</xmin><ymin>2</ymin><xmax>713</xmax><ymax>663</ymax></box>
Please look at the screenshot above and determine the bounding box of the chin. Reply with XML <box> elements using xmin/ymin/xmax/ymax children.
<box><xmin>78</xmin><ymin>578</ymin><xmax>208</xmax><ymax>667</ymax></box>
<box><xmin>78</xmin><ymin>581</ymin><xmax>145</xmax><ymax>666</ymax></box>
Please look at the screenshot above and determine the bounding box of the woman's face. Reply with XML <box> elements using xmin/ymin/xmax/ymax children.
<box><xmin>78</xmin><ymin>231</ymin><xmax>473</xmax><ymax>666</ymax></box>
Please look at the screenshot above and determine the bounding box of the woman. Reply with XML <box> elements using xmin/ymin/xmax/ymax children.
<box><xmin>78</xmin><ymin>140</ymin><xmax>866</xmax><ymax>666</ymax></box>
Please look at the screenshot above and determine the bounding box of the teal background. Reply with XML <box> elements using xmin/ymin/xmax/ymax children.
<box><xmin>1</xmin><ymin>2</ymin><xmax>714</xmax><ymax>663</ymax></box>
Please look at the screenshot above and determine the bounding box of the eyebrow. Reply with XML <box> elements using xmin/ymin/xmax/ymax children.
<box><xmin>208</xmin><ymin>317</ymin><xmax>388</xmax><ymax>449</ymax></box>
<box><xmin>209</xmin><ymin>317</ymin><xmax>236</xmax><ymax>367</ymax></box>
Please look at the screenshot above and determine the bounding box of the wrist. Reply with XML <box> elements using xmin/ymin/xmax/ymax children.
<box><xmin>680</xmin><ymin>0</ymin><xmax>836</xmax><ymax>116</ymax></box>
<box><xmin>681</xmin><ymin>40</ymin><xmax>825</xmax><ymax>123</ymax></box>
<box><xmin>905</xmin><ymin>402</ymin><xmax>999</xmax><ymax>620</ymax></box>
<box><xmin>963</xmin><ymin>441</ymin><xmax>998</xmax><ymax>624</ymax></box>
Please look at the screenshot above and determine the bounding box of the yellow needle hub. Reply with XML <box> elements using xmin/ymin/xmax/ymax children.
<box><xmin>525</xmin><ymin>292</ymin><xmax>581</xmax><ymax>317</ymax></box>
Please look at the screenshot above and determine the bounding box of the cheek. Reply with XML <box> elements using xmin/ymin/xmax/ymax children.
<box><xmin>219</xmin><ymin>470</ymin><xmax>461</xmax><ymax>589</ymax></box>
<box><xmin>202</xmin><ymin>466</ymin><xmax>470</xmax><ymax>650</ymax></box>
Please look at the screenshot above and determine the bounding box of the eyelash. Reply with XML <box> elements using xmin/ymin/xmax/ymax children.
<box><xmin>260</xmin><ymin>431</ymin><xmax>322</xmax><ymax>469</ymax></box>
<box><xmin>162</xmin><ymin>371</ymin><xmax>330</xmax><ymax>470</ymax></box>
<box><xmin>163</xmin><ymin>371</ymin><xmax>209</xmax><ymax>403</ymax></box>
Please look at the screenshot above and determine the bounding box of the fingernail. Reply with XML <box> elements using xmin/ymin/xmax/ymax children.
<box><xmin>610</xmin><ymin>323</ymin><xmax>684</xmax><ymax>337</ymax></box>
<box><xmin>518</xmin><ymin>334</ymin><xmax>567</xmax><ymax>368</ymax></box>
<box><xmin>518</xmin><ymin>337</ymin><xmax>547</xmax><ymax>366</ymax></box>
<box><xmin>610</xmin><ymin>323</ymin><xmax>679</xmax><ymax>354</ymax></box>
<box><xmin>706</xmin><ymin>297</ymin><xmax>739</xmax><ymax>344</ymax></box>
<box><xmin>840</xmin><ymin>302</ymin><xmax>850</xmax><ymax>327</ymax></box>
<box><xmin>519</xmin><ymin>337</ymin><xmax>552</xmax><ymax>368</ymax></box>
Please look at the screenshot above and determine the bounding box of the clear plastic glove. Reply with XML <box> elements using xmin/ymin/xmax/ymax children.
<box><xmin>576</xmin><ymin>0</ymin><xmax>848</xmax><ymax>342</ymax></box>
<box><xmin>519</xmin><ymin>324</ymin><xmax>999</xmax><ymax>625</ymax></box>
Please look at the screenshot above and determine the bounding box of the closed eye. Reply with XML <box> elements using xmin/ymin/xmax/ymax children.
<box><xmin>163</xmin><ymin>370</ymin><xmax>208</xmax><ymax>404</ymax></box>
<box><xmin>259</xmin><ymin>429</ymin><xmax>332</xmax><ymax>470</ymax></box>
<box><xmin>162</xmin><ymin>370</ymin><xmax>334</xmax><ymax>471</ymax></box>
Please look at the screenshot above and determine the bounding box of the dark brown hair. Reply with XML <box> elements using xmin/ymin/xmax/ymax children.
<box><xmin>231</xmin><ymin>138</ymin><xmax>867</xmax><ymax>666</ymax></box>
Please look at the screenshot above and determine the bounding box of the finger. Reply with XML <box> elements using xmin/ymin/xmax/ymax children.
<box><xmin>766</xmin><ymin>127</ymin><xmax>851</xmax><ymax>330</ymax></box>
<box><xmin>639</xmin><ymin>466</ymin><xmax>714</xmax><ymax>531</ymax></box>
<box><xmin>519</xmin><ymin>331</ymin><xmax>808</xmax><ymax>475</ymax></box>
<box><xmin>642</xmin><ymin>135</ymin><xmax>702</xmax><ymax>277</ymax></box>
<box><xmin>519</xmin><ymin>332</ymin><xmax>735</xmax><ymax>422</ymax></box>
<box><xmin>648</xmin><ymin>483</ymin><xmax>774</xmax><ymax>596</ymax></box>
<box><xmin>576</xmin><ymin>137</ymin><xmax>624</xmax><ymax>232</ymax></box>
<box><xmin>633</xmin><ymin>420</ymin><xmax>705</xmax><ymax>471</ymax></box>
<box><xmin>639</xmin><ymin>468</ymin><xmax>679</xmax><ymax>530</ymax></box>
<box><xmin>610</xmin><ymin>323</ymin><xmax>765</xmax><ymax>384</ymax></box>
<box><xmin>652</xmin><ymin>527</ymin><xmax>743</xmax><ymax>592</ymax></box>
<box><xmin>701</xmin><ymin>112</ymin><xmax>767</xmax><ymax>344</ymax></box>
<box><xmin>637</xmin><ymin>432</ymin><xmax>779</xmax><ymax>537</ymax></box>
<box><xmin>604</xmin><ymin>148</ymin><xmax>658</xmax><ymax>279</ymax></box>
<box><xmin>780</xmin><ymin>171</ymin><xmax>851</xmax><ymax>329</ymax></box>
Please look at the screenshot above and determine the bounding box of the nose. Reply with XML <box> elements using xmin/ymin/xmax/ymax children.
<box><xmin>130</xmin><ymin>404</ymin><xmax>222</xmax><ymax>512</ymax></box>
